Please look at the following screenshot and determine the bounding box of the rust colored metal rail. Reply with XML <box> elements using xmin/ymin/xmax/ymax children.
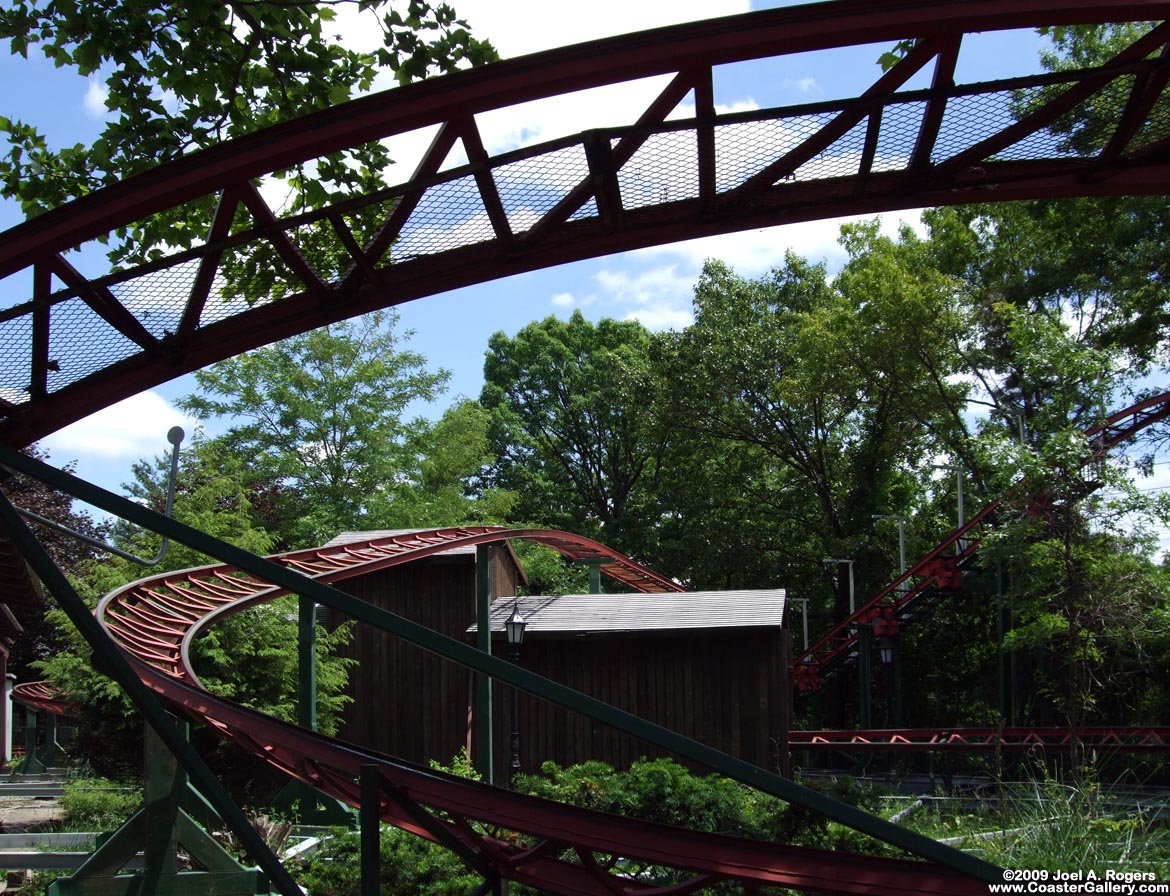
<box><xmin>91</xmin><ymin>526</ymin><xmax>987</xmax><ymax>894</ymax></box>
<box><xmin>0</xmin><ymin>1</ymin><xmax>1168</xmax><ymax>447</ymax></box>
<box><xmin>794</xmin><ymin>390</ymin><xmax>1170</xmax><ymax>694</ymax></box>
<box><xmin>99</xmin><ymin>525</ymin><xmax>681</xmax><ymax>683</ymax></box>
<box><xmin>791</xmin><ymin>726</ymin><xmax>1170</xmax><ymax>752</ymax></box>
<box><xmin>11</xmin><ymin>681</ymin><xmax>69</xmax><ymax>716</ymax></box>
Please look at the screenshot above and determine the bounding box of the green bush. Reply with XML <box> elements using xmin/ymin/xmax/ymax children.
<box><xmin>60</xmin><ymin>777</ymin><xmax>140</xmax><ymax>830</ymax></box>
<box><xmin>293</xmin><ymin>826</ymin><xmax>491</xmax><ymax>896</ymax></box>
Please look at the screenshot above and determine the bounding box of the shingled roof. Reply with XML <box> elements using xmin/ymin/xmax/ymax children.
<box><xmin>469</xmin><ymin>589</ymin><xmax>785</xmax><ymax>639</ymax></box>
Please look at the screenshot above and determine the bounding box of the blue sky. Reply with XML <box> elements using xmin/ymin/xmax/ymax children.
<box><xmin>0</xmin><ymin>1</ymin><xmax>1056</xmax><ymax>498</ymax></box>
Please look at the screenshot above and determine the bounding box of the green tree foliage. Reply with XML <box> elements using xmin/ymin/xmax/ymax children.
<box><xmin>0</xmin><ymin>446</ymin><xmax>107</xmax><ymax>681</ymax></box>
<box><xmin>0</xmin><ymin>1</ymin><xmax>496</xmax><ymax>266</ymax></box>
<box><xmin>179</xmin><ymin>310</ymin><xmax>449</xmax><ymax>546</ymax></box>
<box><xmin>36</xmin><ymin>442</ymin><xmax>354</xmax><ymax>772</ymax></box>
<box><xmin>481</xmin><ymin>311</ymin><xmax>670</xmax><ymax>554</ymax></box>
<box><xmin>653</xmin><ymin>231</ymin><xmax>967</xmax><ymax>599</ymax></box>
<box><xmin>394</xmin><ymin>398</ymin><xmax>517</xmax><ymax>527</ymax></box>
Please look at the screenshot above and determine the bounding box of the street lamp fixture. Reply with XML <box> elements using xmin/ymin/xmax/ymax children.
<box><xmin>506</xmin><ymin>603</ymin><xmax>527</xmax><ymax>648</ymax></box>
<box><xmin>879</xmin><ymin>635</ymin><xmax>896</xmax><ymax>666</ymax></box>
<box><xmin>505</xmin><ymin>602</ymin><xmax>527</xmax><ymax>785</ymax></box>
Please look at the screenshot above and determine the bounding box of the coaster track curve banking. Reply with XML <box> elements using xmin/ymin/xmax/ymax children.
<box><xmin>2</xmin><ymin>1</ymin><xmax>1170</xmax><ymax>891</ymax></box>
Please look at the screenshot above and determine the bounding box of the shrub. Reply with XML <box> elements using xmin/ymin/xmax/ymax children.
<box><xmin>293</xmin><ymin>826</ymin><xmax>491</xmax><ymax>896</ymax></box>
<box><xmin>60</xmin><ymin>777</ymin><xmax>139</xmax><ymax>830</ymax></box>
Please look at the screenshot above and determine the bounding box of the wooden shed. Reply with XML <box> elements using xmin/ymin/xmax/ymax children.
<box><xmin>472</xmin><ymin>590</ymin><xmax>791</xmax><ymax>777</ymax></box>
<box><xmin>321</xmin><ymin>530</ymin><xmax>526</xmax><ymax>764</ymax></box>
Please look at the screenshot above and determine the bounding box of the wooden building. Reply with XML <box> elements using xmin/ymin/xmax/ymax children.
<box><xmin>473</xmin><ymin>590</ymin><xmax>791</xmax><ymax>777</ymax></box>
<box><xmin>322</xmin><ymin>530</ymin><xmax>525</xmax><ymax>765</ymax></box>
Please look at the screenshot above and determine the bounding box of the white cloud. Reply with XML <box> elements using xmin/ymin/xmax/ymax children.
<box><xmin>550</xmin><ymin>292</ymin><xmax>575</xmax><ymax>308</ymax></box>
<box><xmin>636</xmin><ymin>211</ymin><xmax>928</xmax><ymax>278</ymax></box>
<box><xmin>454</xmin><ymin>1</ymin><xmax>750</xmax><ymax>59</ymax></box>
<box><xmin>590</xmin><ymin>264</ymin><xmax>696</xmax><ymax>330</ymax></box>
<box><xmin>42</xmin><ymin>391</ymin><xmax>197</xmax><ymax>461</ymax></box>
<box><xmin>83</xmin><ymin>78</ymin><xmax>108</xmax><ymax>118</ymax></box>
<box><xmin>625</xmin><ymin>304</ymin><xmax>693</xmax><ymax>331</ymax></box>
<box><xmin>782</xmin><ymin>76</ymin><xmax>820</xmax><ymax>96</ymax></box>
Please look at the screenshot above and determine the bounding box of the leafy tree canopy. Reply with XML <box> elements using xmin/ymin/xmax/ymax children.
<box><xmin>481</xmin><ymin>310</ymin><xmax>670</xmax><ymax>554</ymax></box>
<box><xmin>0</xmin><ymin>0</ymin><xmax>497</xmax><ymax>265</ymax></box>
<box><xmin>179</xmin><ymin>310</ymin><xmax>449</xmax><ymax>546</ymax></box>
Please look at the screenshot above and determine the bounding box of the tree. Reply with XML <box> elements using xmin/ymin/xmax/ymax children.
<box><xmin>179</xmin><ymin>310</ymin><xmax>449</xmax><ymax>546</ymax></box>
<box><xmin>0</xmin><ymin>446</ymin><xmax>108</xmax><ymax>682</ymax></box>
<box><xmin>0</xmin><ymin>1</ymin><xmax>496</xmax><ymax>267</ymax></box>
<box><xmin>655</xmin><ymin>233</ymin><xmax>968</xmax><ymax>597</ymax></box>
<box><xmin>481</xmin><ymin>312</ymin><xmax>671</xmax><ymax>555</ymax></box>
<box><xmin>36</xmin><ymin>446</ymin><xmax>355</xmax><ymax>773</ymax></box>
<box><xmin>395</xmin><ymin>398</ymin><xmax>517</xmax><ymax>527</ymax></box>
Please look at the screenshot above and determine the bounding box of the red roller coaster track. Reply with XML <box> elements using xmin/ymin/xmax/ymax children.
<box><xmin>0</xmin><ymin>1</ymin><xmax>1168</xmax><ymax>447</ymax></box>
<box><xmin>793</xmin><ymin>389</ymin><xmax>1170</xmax><ymax>695</ymax></box>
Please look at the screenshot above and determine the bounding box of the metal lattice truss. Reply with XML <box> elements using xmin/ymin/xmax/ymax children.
<box><xmin>0</xmin><ymin>0</ymin><xmax>1168</xmax><ymax>446</ymax></box>
<box><xmin>793</xmin><ymin>389</ymin><xmax>1170</xmax><ymax>694</ymax></box>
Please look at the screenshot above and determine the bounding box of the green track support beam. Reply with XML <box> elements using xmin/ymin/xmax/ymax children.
<box><xmin>47</xmin><ymin>723</ymin><xmax>264</xmax><ymax>896</ymax></box>
<box><xmin>360</xmin><ymin>765</ymin><xmax>380</xmax><ymax>896</ymax></box>
<box><xmin>297</xmin><ymin>595</ymin><xmax>317</xmax><ymax>732</ymax></box>
<box><xmin>475</xmin><ymin>544</ymin><xmax>493</xmax><ymax>783</ymax></box>
<box><xmin>0</xmin><ymin>488</ymin><xmax>305</xmax><ymax>896</ymax></box>
<box><xmin>13</xmin><ymin>708</ymin><xmax>45</xmax><ymax>776</ymax></box>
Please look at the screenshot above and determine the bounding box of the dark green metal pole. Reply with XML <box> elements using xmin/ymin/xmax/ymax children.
<box><xmin>475</xmin><ymin>544</ymin><xmax>494</xmax><ymax>784</ymax></box>
<box><xmin>360</xmin><ymin>764</ymin><xmax>381</xmax><ymax>896</ymax></box>
<box><xmin>997</xmin><ymin>559</ymin><xmax>1010</xmax><ymax>725</ymax></box>
<box><xmin>298</xmin><ymin>596</ymin><xmax>317</xmax><ymax>732</ymax></box>
<box><xmin>587</xmin><ymin>561</ymin><xmax>601</xmax><ymax>594</ymax></box>
<box><xmin>858</xmin><ymin>625</ymin><xmax>872</xmax><ymax>730</ymax></box>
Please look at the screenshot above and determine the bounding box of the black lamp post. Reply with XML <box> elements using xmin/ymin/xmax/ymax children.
<box><xmin>505</xmin><ymin>602</ymin><xmax>527</xmax><ymax>785</ymax></box>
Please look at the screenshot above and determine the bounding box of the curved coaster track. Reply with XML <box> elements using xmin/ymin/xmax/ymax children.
<box><xmin>794</xmin><ymin>389</ymin><xmax>1170</xmax><ymax>695</ymax></box>
<box><xmin>0</xmin><ymin>1</ymin><xmax>1168</xmax><ymax>447</ymax></box>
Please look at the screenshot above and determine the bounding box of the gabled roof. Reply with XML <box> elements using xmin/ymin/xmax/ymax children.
<box><xmin>469</xmin><ymin>589</ymin><xmax>785</xmax><ymax>638</ymax></box>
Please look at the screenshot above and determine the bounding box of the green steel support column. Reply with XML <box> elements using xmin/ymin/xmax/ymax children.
<box><xmin>997</xmin><ymin>560</ymin><xmax>1010</xmax><ymax>725</ymax></box>
<box><xmin>298</xmin><ymin>595</ymin><xmax>317</xmax><ymax>731</ymax></box>
<box><xmin>50</xmin><ymin>720</ymin><xmax>264</xmax><ymax>896</ymax></box>
<box><xmin>475</xmin><ymin>544</ymin><xmax>494</xmax><ymax>784</ymax></box>
<box><xmin>0</xmin><ymin>447</ymin><xmax>1004</xmax><ymax>884</ymax></box>
<box><xmin>588</xmin><ymin>560</ymin><xmax>602</xmax><ymax>594</ymax></box>
<box><xmin>360</xmin><ymin>764</ymin><xmax>381</xmax><ymax>896</ymax></box>
<box><xmin>14</xmin><ymin>707</ymin><xmax>45</xmax><ymax>775</ymax></box>
<box><xmin>893</xmin><ymin>641</ymin><xmax>903</xmax><ymax>729</ymax></box>
<box><xmin>858</xmin><ymin>626</ymin><xmax>872</xmax><ymax>730</ymax></box>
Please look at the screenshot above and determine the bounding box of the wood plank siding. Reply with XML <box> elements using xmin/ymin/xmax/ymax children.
<box><xmin>323</xmin><ymin>538</ymin><xmax>523</xmax><ymax>764</ymax></box>
<box><xmin>321</xmin><ymin>534</ymin><xmax>791</xmax><ymax>777</ymax></box>
<box><xmin>479</xmin><ymin>591</ymin><xmax>791</xmax><ymax>778</ymax></box>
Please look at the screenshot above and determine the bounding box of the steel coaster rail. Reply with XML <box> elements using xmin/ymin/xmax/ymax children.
<box><xmin>794</xmin><ymin>389</ymin><xmax>1170</xmax><ymax>694</ymax></box>
<box><xmin>0</xmin><ymin>444</ymin><xmax>1003</xmax><ymax>893</ymax></box>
